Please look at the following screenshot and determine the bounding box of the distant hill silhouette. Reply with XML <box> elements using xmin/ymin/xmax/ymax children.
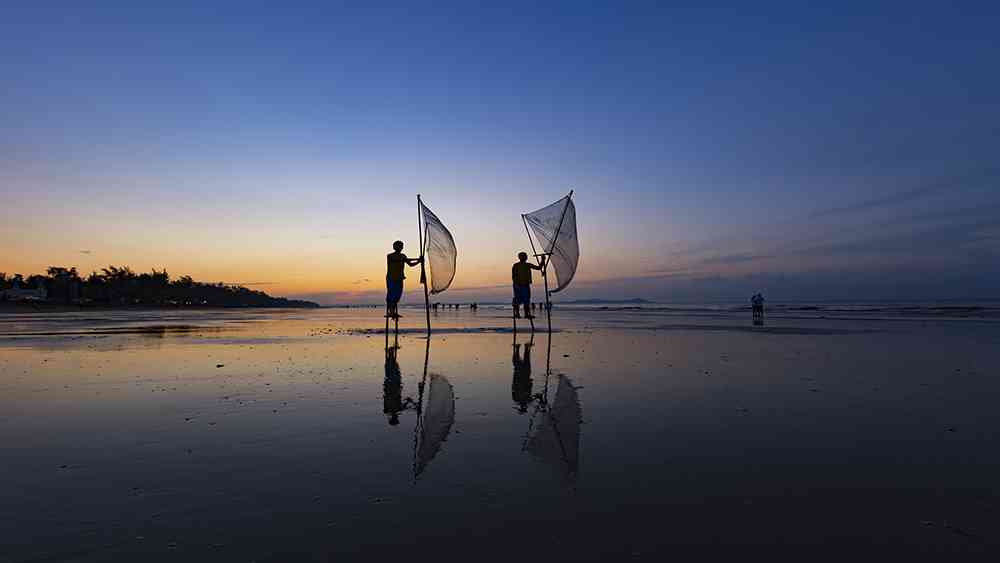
<box><xmin>0</xmin><ymin>266</ymin><xmax>319</xmax><ymax>309</ymax></box>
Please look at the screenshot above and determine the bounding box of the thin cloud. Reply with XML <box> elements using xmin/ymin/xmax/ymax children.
<box><xmin>790</xmin><ymin>217</ymin><xmax>1000</xmax><ymax>258</ymax></box>
<box><xmin>644</xmin><ymin>266</ymin><xmax>694</xmax><ymax>275</ymax></box>
<box><xmin>644</xmin><ymin>254</ymin><xmax>772</xmax><ymax>276</ymax></box>
<box><xmin>699</xmin><ymin>253</ymin><xmax>774</xmax><ymax>265</ymax></box>
<box><xmin>79</xmin><ymin>250</ymin><xmax>93</xmax><ymax>255</ymax></box>
<box><xmin>447</xmin><ymin>283</ymin><xmax>510</xmax><ymax>292</ymax></box>
<box><xmin>291</xmin><ymin>288</ymin><xmax>392</xmax><ymax>305</ymax></box>
<box><xmin>810</xmin><ymin>167</ymin><xmax>998</xmax><ymax>219</ymax></box>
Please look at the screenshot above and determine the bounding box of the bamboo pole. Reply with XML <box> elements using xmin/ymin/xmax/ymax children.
<box><xmin>417</xmin><ymin>195</ymin><xmax>431</xmax><ymax>335</ymax></box>
<box><xmin>542</xmin><ymin>189</ymin><xmax>573</xmax><ymax>329</ymax></box>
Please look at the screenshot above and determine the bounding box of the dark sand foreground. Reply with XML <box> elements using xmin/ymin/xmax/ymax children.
<box><xmin>2</xmin><ymin>306</ymin><xmax>999</xmax><ymax>560</ymax></box>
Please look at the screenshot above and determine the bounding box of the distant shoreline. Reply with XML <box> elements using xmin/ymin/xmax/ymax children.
<box><xmin>0</xmin><ymin>302</ymin><xmax>319</xmax><ymax>314</ymax></box>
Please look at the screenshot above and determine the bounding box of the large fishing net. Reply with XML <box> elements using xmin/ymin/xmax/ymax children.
<box><xmin>420</xmin><ymin>200</ymin><xmax>457</xmax><ymax>294</ymax></box>
<box><xmin>523</xmin><ymin>194</ymin><xmax>578</xmax><ymax>293</ymax></box>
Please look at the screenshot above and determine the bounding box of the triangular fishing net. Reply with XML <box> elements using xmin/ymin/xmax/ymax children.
<box><xmin>420</xmin><ymin>200</ymin><xmax>457</xmax><ymax>294</ymax></box>
<box><xmin>523</xmin><ymin>194</ymin><xmax>578</xmax><ymax>293</ymax></box>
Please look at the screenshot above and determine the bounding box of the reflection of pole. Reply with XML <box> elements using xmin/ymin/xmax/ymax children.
<box><xmin>520</xmin><ymin>325</ymin><xmax>550</xmax><ymax>451</ymax></box>
<box><xmin>522</xmin><ymin>326</ymin><xmax>577</xmax><ymax>482</ymax></box>
<box><xmin>411</xmin><ymin>336</ymin><xmax>430</xmax><ymax>483</ymax></box>
<box><xmin>542</xmin><ymin>264</ymin><xmax>551</xmax><ymax>331</ymax></box>
<box><xmin>417</xmin><ymin>195</ymin><xmax>431</xmax><ymax>335</ymax></box>
<box><xmin>544</xmin><ymin>322</ymin><xmax>552</xmax><ymax>402</ymax></box>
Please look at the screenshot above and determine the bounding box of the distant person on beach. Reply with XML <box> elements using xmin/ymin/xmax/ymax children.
<box><xmin>386</xmin><ymin>240</ymin><xmax>422</xmax><ymax>319</ymax></box>
<box><xmin>751</xmin><ymin>293</ymin><xmax>765</xmax><ymax>320</ymax></box>
<box><xmin>512</xmin><ymin>252</ymin><xmax>544</xmax><ymax>319</ymax></box>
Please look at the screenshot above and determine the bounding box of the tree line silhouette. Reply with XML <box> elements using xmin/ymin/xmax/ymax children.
<box><xmin>0</xmin><ymin>266</ymin><xmax>318</xmax><ymax>308</ymax></box>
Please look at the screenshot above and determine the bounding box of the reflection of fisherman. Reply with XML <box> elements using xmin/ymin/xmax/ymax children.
<box><xmin>384</xmin><ymin>345</ymin><xmax>416</xmax><ymax>426</ymax></box>
<box><xmin>512</xmin><ymin>341</ymin><xmax>534</xmax><ymax>413</ymax></box>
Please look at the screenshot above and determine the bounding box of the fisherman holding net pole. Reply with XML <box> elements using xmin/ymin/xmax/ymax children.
<box><xmin>512</xmin><ymin>252</ymin><xmax>545</xmax><ymax>319</ymax></box>
<box><xmin>520</xmin><ymin>190</ymin><xmax>578</xmax><ymax>331</ymax></box>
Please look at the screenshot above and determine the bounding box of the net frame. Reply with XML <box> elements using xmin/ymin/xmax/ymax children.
<box><xmin>419</xmin><ymin>199</ymin><xmax>457</xmax><ymax>295</ymax></box>
<box><xmin>522</xmin><ymin>191</ymin><xmax>578</xmax><ymax>294</ymax></box>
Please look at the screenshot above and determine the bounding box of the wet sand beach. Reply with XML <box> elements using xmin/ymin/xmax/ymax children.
<box><xmin>2</xmin><ymin>306</ymin><xmax>999</xmax><ymax>560</ymax></box>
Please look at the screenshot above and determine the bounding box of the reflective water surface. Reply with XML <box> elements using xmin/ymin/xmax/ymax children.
<box><xmin>2</xmin><ymin>307</ymin><xmax>999</xmax><ymax>560</ymax></box>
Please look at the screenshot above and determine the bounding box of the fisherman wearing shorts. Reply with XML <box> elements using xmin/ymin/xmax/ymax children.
<box><xmin>386</xmin><ymin>240</ymin><xmax>422</xmax><ymax>319</ymax></box>
<box><xmin>512</xmin><ymin>252</ymin><xmax>544</xmax><ymax>319</ymax></box>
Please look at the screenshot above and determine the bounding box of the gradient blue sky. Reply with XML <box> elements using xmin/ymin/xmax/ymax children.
<box><xmin>2</xmin><ymin>1</ymin><xmax>999</xmax><ymax>303</ymax></box>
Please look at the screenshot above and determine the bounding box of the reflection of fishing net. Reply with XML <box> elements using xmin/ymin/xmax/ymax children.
<box><xmin>527</xmin><ymin>375</ymin><xmax>581</xmax><ymax>482</ymax></box>
<box><xmin>415</xmin><ymin>374</ymin><xmax>455</xmax><ymax>477</ymax></box>
<box><xmin>420</xmin><ymin>200</ymin><xmax>457</xmax><ymax>294</ymax></box>
<box><xmin>524</xmin><ymin>194</ymin><xmax>578</xmax><ymax>293</ymax></box>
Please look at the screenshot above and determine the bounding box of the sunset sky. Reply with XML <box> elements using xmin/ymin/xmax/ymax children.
<box><xmin>3</xmin><ymin>2</ymin><xmax>999</xmax><ymax>304</ymax></box>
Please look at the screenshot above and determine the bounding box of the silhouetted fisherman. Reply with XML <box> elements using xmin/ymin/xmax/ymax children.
<box><xmin>386</xmin><ymin>240</ymin><xmax>422</xmax><ymax>320</ymax></box>
<box><xmin>512</xmin><ymin>341</ymin><xmax>534</xmax><ymax>413</ymax></box>
<box><xmin>383</xmin><ymin>344</ymin><xmax>415</xmax><ymax>426</ymax></box>
<box><xmin>512</xmin><ymin>252</ymin><xmax>545</xmax><ymax>319</ymax></box>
